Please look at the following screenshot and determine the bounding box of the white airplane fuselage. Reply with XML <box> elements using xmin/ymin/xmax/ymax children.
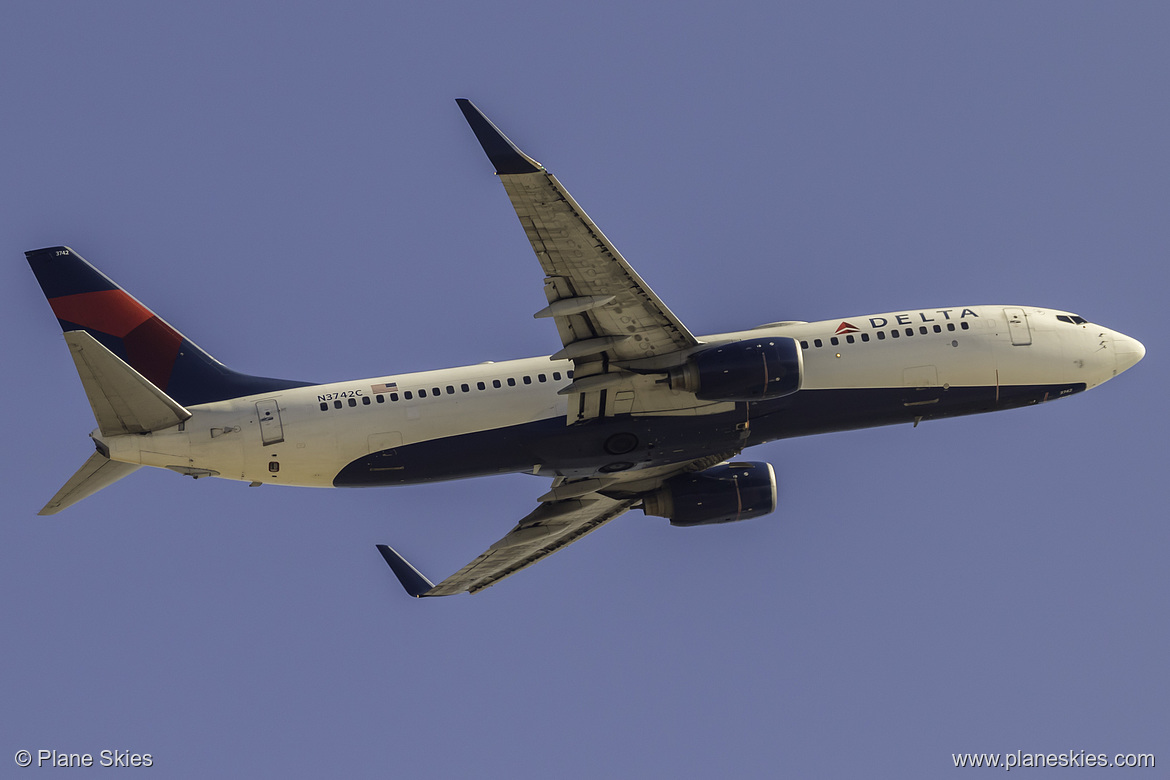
<box><xmin>28</xmin><ymin>100</ymin><xmax>1147</xmax><ymax>596</ymax></box>
<box><xmin>97</xmin><ymin>304</ymin><xmax>1144</xmax><ymax>490</ymax></box>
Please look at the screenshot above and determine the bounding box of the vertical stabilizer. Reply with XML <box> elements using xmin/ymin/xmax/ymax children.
<box><xmin>26</xmin><ymin>246</ymin><xmax>311</xmax><ymax>406</ymax></box>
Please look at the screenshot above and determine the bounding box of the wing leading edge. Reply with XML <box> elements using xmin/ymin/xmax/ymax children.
<box><xmin>456</xmin><ymin>98</ymin><xmax>701</xmax><ymax>421</ymax></box>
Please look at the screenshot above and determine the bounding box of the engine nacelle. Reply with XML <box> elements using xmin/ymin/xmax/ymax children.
<box><xmin>668</xmin><ymin>338</ymin><xmax>802</xmax><ymax>401</ymax></box>
<box><xmin>642</xmin><ymin>462</ymin><xmax>777</xmax><ymax>527</ymax></box>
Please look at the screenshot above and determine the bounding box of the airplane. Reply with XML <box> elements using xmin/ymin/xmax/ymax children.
<box><xmin>26</xmin><ymin>98</ymin><xmax>1145</xmax><ymax>598</ymax></box>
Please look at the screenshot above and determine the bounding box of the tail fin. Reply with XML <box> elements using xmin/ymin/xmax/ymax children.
<box><xmin>26</xmin><ymin>246</ymin><xmax>311</xmax><ymax>406</ymax></box>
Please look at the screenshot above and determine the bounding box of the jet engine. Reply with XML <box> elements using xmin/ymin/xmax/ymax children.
<box><xmin>642</xmin><ymin>462</ymin><xmax>777</xmax><ymax>526</ymax></box>
<box><xmin>667</xmin><ymin>338</ymin><xmax>802</xmax><ymax>401</ymax></box>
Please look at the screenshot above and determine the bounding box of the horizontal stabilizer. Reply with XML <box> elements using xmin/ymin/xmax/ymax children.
<box><xmin>65</xmin><ymin>330</ymin><xmax>192</xmax><ymax>436</ymax></box>
<box><xmin>39</xmin><ymin>450</ymin><xmax>141</xmax><ymax>515</ymax></box>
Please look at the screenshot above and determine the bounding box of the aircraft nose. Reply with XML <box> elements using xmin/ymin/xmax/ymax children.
<box><xmin>1113</xmin><ymin>332</ymin><xmax>1145</xmax><ymax>375</ymax></box>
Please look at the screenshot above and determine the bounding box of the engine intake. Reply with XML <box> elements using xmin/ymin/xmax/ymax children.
<box><xmin>668</xmin><ymin>338</ymin><xmax>802</xmax><ymax>401</ymax></box>
<box><xmin>642</xmin><ymin>462</ymin><xmax>777</xmax><ymax>527</ymax></box>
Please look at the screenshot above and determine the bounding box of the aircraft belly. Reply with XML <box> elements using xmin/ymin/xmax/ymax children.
<box><xmin>333</xmin><ymin>412</ymin><xmax>749</xmax><ymax>486</ymax></box>
<box><xmin>748</xmin><ymin>381</ymin><xmax>1086</xmax><ymax>445</ymax></box>
<box><xmin>332</xmin><ymin>374</ymin><xmax>1092</xmax><ymax>488</ymax></box>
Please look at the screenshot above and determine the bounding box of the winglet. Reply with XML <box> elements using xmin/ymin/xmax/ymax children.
<box><xmin>376</xmin><ymin>544</ymin><xmax>437</xmax><ymax>598</ymax></box>
<box><xmin>456</xmin><ymin>98</ymin><xmax>543</xmax><ymax>175</ymax></box>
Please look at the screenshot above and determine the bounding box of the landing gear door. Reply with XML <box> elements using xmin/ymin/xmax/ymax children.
<box><xmin>1003</xmin><ymin>307</ymin><xmax>1032</xmax><ymax>346</ymax></box>
<box><xmin>256</xmin><ymin>399</ymin><xmax>285</xmax><ymax>445</ymax></box>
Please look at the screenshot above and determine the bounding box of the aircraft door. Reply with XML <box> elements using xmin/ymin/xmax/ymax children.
<box><xmin>1003</xmin><ymin>307</ymin><xmax>1032</xmax><ymax>346</ymax></box>
<box><xmin>256</xmin><ymin>399</ymin><xmax>285</xmax><ymax>445</ymax></box>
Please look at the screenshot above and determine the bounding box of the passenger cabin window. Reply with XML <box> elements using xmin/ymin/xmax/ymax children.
<box><xmin>418</xmin><ymin>389</ymin><xmax>427</xmax><ymax>398</ymax></box>
<box><xmin>877</xmin><ymin>331</ymin><xmax>885</xmax><ymax>340</ymax></box>
<box><xmin>477</xmin><ymin>381</ymin><xmax>486</xmax><ymax>390</ymax></box>
<box><xmin>461</xmin><ymin>384</ymin><xmax>470</xmax><ymax>392</ymax></box>
<box><xmin>377</xmin><ymin>394</ymin><xmax>386</xmax><ymax>403</ymax></box>
<box><xmin>814</xmin><ymin>339</ymin><xmax>823</xmax><ymax>348</ymax></box>
<box><xmin>320</xmin><ymin>402</ymin><xmax>328</xmax><ymax>411</ymax></box>
<box><xmin>493</xmin><ymin>379</ymin><xmax>501</xmax><ymax>388</ymax></box>
<box><xmin>538</xmin><ymin>374</ymin><xmax>547</xmax><ymax>382</ymax></box>
<box><xmin>404</xmin><ymin>391</ymin><xmax>413</xmax><ymax>400</ymax></box>
<box><xmin>333</xmin><ymin>400</ymin><xmax>342</xmax><ymax>409</ymax></box>
<box><xmin>507</xmin><ymin>378</ymin><xmax>516</xmax><ymax>387</ymax></box>
<box><xmin>362</xmin><ymin>396</ymin><xmax>370</xmax><ymax>405</ymax></box>
<box><xmin>523</xmin><ymin>376</ymin><xmax>531</xmax><ymax>385</ymax></box>
<box><xmin>348</xmin><ymin>398</ymin><xmax>357</xmax><ymax>407</ymax></box>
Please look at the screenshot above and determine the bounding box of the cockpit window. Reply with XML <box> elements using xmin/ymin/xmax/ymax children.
<box><xmin>1056</xmin><ymin>314</ymin><xmax>1088</xmax><ymax>325</ymax></box>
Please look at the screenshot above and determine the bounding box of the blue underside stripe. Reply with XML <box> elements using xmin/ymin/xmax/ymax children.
<box><xmin>333</xmin><ymin>382</ymin><xmax>1086</xmax><ymax>487</ymax></box>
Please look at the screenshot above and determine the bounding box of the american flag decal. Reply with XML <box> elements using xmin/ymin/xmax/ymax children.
<box><xmin>370</xmin><ymin>382</ymin><xmax>398</xmax><ymax>394</ymax></box>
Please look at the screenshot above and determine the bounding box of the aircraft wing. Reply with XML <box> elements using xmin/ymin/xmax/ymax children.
<box><xmin>457</xmin><ymin>99</ymin><xmax>701</xmax><ymax>420</ymax></box>
<box><xmin>378</xmin><ymin>453</ymin><xmax>736</xmax><ymax>597</ymax></box>
<box><xmin>379</xmin><ymin>494</ymin><xmax>637</xmax><ymax>597</ymax></box>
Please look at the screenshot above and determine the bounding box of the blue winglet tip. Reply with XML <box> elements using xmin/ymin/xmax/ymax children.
<box><xmin>456</xmin><ymin>98</ymin><xmax>543</xmax><ymax>175</ymax></box>
<box><xmin>377</xmin><ymin>544</ymin><xmax>435</xmax><ymax>598</ymax></box>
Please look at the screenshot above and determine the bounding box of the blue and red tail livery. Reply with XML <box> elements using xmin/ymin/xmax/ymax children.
<box><xmin>26</xmin><ymin>247</ymin><xmax>310</xmax><ymax>406</ymax></box>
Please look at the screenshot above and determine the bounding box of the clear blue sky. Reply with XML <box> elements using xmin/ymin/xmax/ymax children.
<box><xmin>2</xmin><ymin>3</ymin><xmax>1166</xmax><ymax>777</ymax></box>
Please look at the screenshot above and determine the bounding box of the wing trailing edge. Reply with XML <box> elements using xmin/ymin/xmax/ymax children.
<box><xmin>377</xmin><ymin>494</ymin><xmax>638</xmax><ymax>597</ymax></box>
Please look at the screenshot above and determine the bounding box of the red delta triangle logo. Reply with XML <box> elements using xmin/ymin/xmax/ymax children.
<box><xmin>835</xmin><ymin>321</ymin><xmax>860</xmax><ymax>335</ymax></box>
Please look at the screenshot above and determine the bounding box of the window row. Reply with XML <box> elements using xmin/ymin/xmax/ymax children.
<box><xmin>318</xmin><ymin>370</ymin><xmax>573</xmax><ymax>411</ymax></box>
<box><xmin>801</xmin><ymin>321</ymin><xmax>969</xmax><ymax>350</ymax></box>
